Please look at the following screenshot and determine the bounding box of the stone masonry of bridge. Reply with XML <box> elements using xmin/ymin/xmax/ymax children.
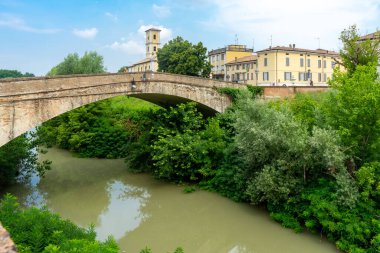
<box><xmin>0</xmin><ymin>72</ymin><xmax>241</xmax><ymax>147</ymax></box>
<box><xmin>0</xmin><ymin>72</ymin><xmax>328</xmax><ymax>147</ymax></box>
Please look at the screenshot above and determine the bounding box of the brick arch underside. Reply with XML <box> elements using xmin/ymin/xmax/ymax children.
<box><xmin>129</xmin><ymin>93</ymin><xmax>219</xmax><ymax>115</ymax></box>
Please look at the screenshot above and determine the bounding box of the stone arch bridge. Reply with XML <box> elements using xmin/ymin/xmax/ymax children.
<box><xmin>0</xmin><ymin>72</ymin><xmax>240</xmax><ymax>147</ymax></box>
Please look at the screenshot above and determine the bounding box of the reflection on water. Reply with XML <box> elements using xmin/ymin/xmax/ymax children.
<box><xmin>4</xmin><ymin>148</ymin><xmax>340</xmax><ymax>253</ymax></box>
<box><xmin>95</xmin><ymin>180</ymin><xmax>150</xmax><ymax>241</ymax></box>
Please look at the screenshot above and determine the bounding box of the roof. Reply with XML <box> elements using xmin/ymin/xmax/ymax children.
<box><xmin>358</xmin><ymin>31</ymin><xmax>380</xmax><ymax>41</ymax></box>
<box><xmin>208</xmin><ymin>44</ymin><xmax>253</xmax><ymax>56</ymax></box>
<box><xmin>145</xmin><ymin>28</ymin><xmax>161</xmax><ymax>32</ymax></box>
<box><xmin>256</xmin><ymin>46</ymin><xmax>339</xmax><ymax>56</ymax></box>
<box><xmin>226</xmin><ymin>55</ymin><xmax>257</xmax><ymax>65</ymax></box>
<box><xmin>131</xmin><ymin>57</ymin><xmax>157</xmax><ymax>66</ymax></box>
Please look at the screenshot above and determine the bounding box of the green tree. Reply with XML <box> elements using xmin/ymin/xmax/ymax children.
<box><xmin>0</xmin><ymin>69</ymin><xmax>34</xmax><ymax>78</ymax></box>
<box><xmin>117</xmin><ymin>66</ymin><xmax>128</xmax><ymax>73</ymax></box>
<box><xmin>157</xmin><ymin>36</ymin><xmax>211</xmax><ymax>77</ymax></box>
<box><xmin>336</xmin><ymin>25</ymin><xmax>380</xmax><ymax>75</ymax></box>
<box><xmin>46</xmin><ymin>51</ymin><xmax>106</xmax><ymax>76</ymax></box>
<box><xmin>328</xmin><ymin>64</ymin><xmax>380</xmax><ymax>166</ymax></box>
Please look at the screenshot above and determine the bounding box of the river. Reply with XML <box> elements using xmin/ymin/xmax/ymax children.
<box><xmin>4</xmin><ymin>148</ymin><xmax>340</xmax><ymax>253</ymax></box>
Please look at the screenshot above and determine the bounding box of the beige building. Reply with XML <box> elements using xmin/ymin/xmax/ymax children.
<box><xmin>358</xmin><ymin>31</ymin><xmax>380</xmax><ymax>73</ymax></box>
<box><xmin>255</xmin><ymin>45</ymin><xmax>339</xmax><ymax>86</ymax></box>
<box><xmin>225</xmin><ymin>55</ymin><xmax>258</xmax><ymax>85</ymax></box>
<box><xmin>128</xmin><ymin>28</ymin><xmax>161</xmax><ymax>72</ymax></box>
<box><xmin>208</xmin><ymin>45</ymin><xmax>253</xmax><ymax>80</ymax></box>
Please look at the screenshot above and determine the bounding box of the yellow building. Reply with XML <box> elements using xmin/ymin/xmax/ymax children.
<box><xmin>225</xmin><ymin>55</ymin><xmax>258</xmax><ymax>85</ymax></box>
<box><xmin>256</xmin><ymin>45</ymin><xmax>339</xmax><ymax>86</ymax></box>
<box><xmin>128</xmin><ymin>28</ymin><xmax>161</xmax><ymax>72</ymax></box>
<box><xmin>208</xmin><ymin>45</ymin><xmax>253</xmax><ymax>80</ymax></box>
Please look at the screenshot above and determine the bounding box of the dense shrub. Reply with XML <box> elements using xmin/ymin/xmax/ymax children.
<box><xmin>0</xmin><ymin>194</ymin><xmax>118</xmax><ymax>253</ymax></box>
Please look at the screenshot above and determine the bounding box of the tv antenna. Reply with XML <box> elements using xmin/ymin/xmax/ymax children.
<box><xmin>316</xmin><ymin>37</ymin><xmax>320</xmax><ymax>49</ymax></box>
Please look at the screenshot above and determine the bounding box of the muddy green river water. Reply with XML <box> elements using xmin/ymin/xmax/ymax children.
<box><xmin>4</xmin><ymin>148</ymin><xmax>340</xmax><ymax>253</ymax></box>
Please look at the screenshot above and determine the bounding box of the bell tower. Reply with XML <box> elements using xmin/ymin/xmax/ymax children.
<box><xmin>145</xmin><ymin>28</ymin><xmax>161</xmax><ymax>58</ymax></box>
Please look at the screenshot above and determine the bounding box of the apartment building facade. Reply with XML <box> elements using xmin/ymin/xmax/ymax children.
<box><xmin>225</xmin><ymin>55</ymin><xmax>258</xmax><ymax>85</ymax></box>
<box><xmin>208</xmin><ymin>45</ymin><xmax>253</xmax><ymax>80</ymax></box>
<box><xmin>255</xmin><ymin>45</ymin><xmax>339</xmax><ymax>86</ymax></box>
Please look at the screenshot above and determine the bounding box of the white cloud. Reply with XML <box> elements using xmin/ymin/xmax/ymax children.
<box><xmin>0</xmin><ymin>13</ymin><xmax>60</xmax><ymax>33</ymax></box>
<box><xmin>203</xmin><ymin>0</ymin><xmax>380</xmax><ymax>51</ymax></box>
<box><xmin>152</xmin><ymin>4</ymin><xmax>171</xmax><ymax>18</ymax></box>
<box><xmin>105</xmin><ymin>12</ymin><xmax>118</xmax><ymax>22</ymax></box>
<box><xmin>107</xmin><ymin>24</ymin><xmax>173</xmax><ymax>57</ymax></box>
<box><xmin>108</xmin><ymin>40</ymin><xmax>145</xmax><ymax>55</ymax></box>
<box><xmin>72</xmin><ymin>28</ymin><xmax>98</xmax><ymax>39</ymax></box>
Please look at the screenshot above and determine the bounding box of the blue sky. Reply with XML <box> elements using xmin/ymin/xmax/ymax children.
<box><xmin>0</xmin><ymin>0</ymin><xmax>379</xmax><ymax>76</ymax></box>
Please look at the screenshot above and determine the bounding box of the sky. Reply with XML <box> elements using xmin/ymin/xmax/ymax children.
<box><xmin>0</xmin><ymin>0</ymin><xmax>379</xmax><ymax>76</ymax></box>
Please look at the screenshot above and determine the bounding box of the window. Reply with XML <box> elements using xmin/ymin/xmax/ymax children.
<box><xmin>264</xmin><ymin>58</ymin><xmax>268</xmax><ymax>66</ymax></box>
<box><xmin>299</xmin><ymin>72</ymin><xmax>305</xmax><ymax>81</ymax></box>
<box><xmin>221</xmin><ymin>54</ymin><xmax>225</xmax><ymax>60</ymax></box>
<box><xmin>153</xmin><ymin>34</ymin><xmax>156</xmax><ymax>40</ymax></box>
<box><xmin>323</xmin><ymin>60</ymin><xmax>326</xmax><ymax>68</ymax></box>
<box><xmin>307</xmin><ymin>59</ymin><xmax>311</xmax><ymax>67</ymax></box>
<box><xmin>300</xmin><ymin>58</ymin><xmax>304</xmax><ymax>67</ymax></box>
<box><xmin>147</xmin><ymin>46</ymin><xmax>149</xmax><ymax>52</ymax></box>
<box><xmin>284</xmin><ymin>72</ymin><xmax>292</xmax><ymax>81</ymax></box>
<box><xmin>251</xmin><ymin>63</ymin><xmax>254</xmax><ymax>69</ymax></box>
<box><xmin>226</xmin><ymin>66</ymin><xmax>229</xmax><ymax>71</ymax></box>
<box><xmin>251</xmin><ymin>73</ymin><xmax>254</xmax><ymax>80</ymax></box>
<box><xmin>331</xmin><ymin>61</ymin><xmax>336</xmax><ymax>68</ymax></box>
<box><xmin>323</xmin><ymin>73</ymin><xmax>327</xmax><ymax>82</ymax></box>
<box><xmin>263</xmin><ymin>72</ymin><xmax>269</xmax><ymax>81</ymax></box>
<box><xmin>247</xmin><ymin>73</ymin><xmax>249</xmax><ymax>80</ymax></box>
<box><xmin>232</xmin><ymin>65</ymin><xmax>234</xmax><ymax>71</ymax></box>
<box><xmin>236</xmin><ymin>73</ymin><xmax>240</xmax><ymax>81</ymax></box>
<box><xmin>232</xmin><ymin>74</ymin><xmax>235</xmax><ymax>81</ymax></box>
<box><xmin>217</xmin><ymin>55</ymin><xmax>220</xmax><ymax>61</ymax></box>
<box><xmin>318</xmin><ymin>73</ymin><xmax>322</xmax><ymax>82</ymax></box>
<box><xmin>286</xmin><ymin>57</ymin><xmax>290</xmax><ymax>66</ymax></box>
<box><xmin>318</xmin><ymin>59</ymin><xmax>321</xmax><ymax>68</ymax></box>
<box><xmin>236</xmin><ymin>65</ymin><xmax>240</xmax><ymax>70</ymax></box>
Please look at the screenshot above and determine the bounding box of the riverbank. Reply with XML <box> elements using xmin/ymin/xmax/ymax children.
<box><xmin>4</xmin><ymin>147</ymin><xmax>339</xmax><ymax>253</ymax></box>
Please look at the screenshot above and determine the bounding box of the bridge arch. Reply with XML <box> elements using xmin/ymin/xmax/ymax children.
<box><xmin>0</xmin><ymin>72</ymin><xmax>238</xmax><ymax>147</ymax></box>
